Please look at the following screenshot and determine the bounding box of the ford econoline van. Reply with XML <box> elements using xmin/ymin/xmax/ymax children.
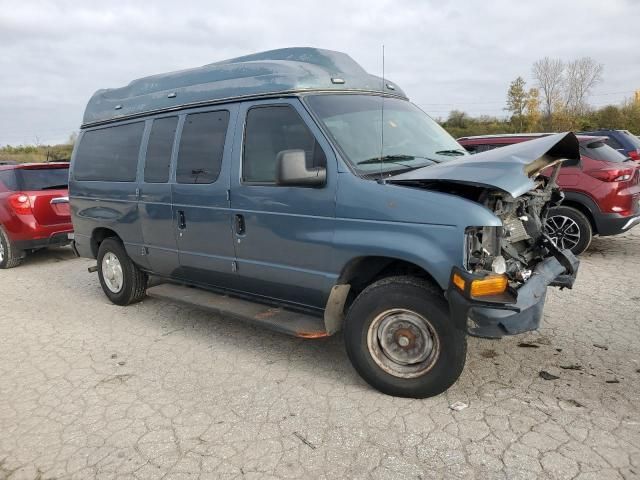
<box><xmin>70</xmin><ymin>48</ymin><xmax>580</xmax><ymax>398</ymax></box>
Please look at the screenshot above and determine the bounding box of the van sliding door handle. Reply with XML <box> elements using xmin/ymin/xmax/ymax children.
<box><xmin>234</xmin><ymin>214</ymin><xmax>246</xmax><ymax>235</ymax></box>
<box><xmin>177</xmin><ymin>210</ymin><xmax>186</xmax><ymax>230</ymax></box>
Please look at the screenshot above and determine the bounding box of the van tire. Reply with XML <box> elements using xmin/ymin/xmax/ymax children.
<box><xmin>545</xmin><ymin>206</ymin><xmax>592</xmax><ymax>255</ymax></box>
<box><xmin>0</xmin><ymin>226</ymin><xmax>25</xmax><ymax>269</ymax></box>
<box><xmin>97</xmin><ymin>237</ymin><xmax>147</xmax><ymax>305</ymax></box>
<box><xmin>344</xmin><ymin>276</ymin><xmax>467</xmax><ymax>398</ymax></box>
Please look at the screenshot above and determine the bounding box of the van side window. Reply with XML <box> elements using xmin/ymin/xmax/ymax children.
<box><xmin>176</xmin><ymin>110</ymin><xmax>229</xmax><ymax>184</ymax></box>
<box><xmin>74</xmin><ymin>122</ymin><xmax>145</xmax><ymax>182</ymax></box>
<box><xmin>243</xmin><ymin>105</ymin><xmax>326</xmax><ymax>184</ymax></box>
<box><xmin>144</xmin><ymin>117</ymin><xmax>178</xmax><ymax>183</ymax></box>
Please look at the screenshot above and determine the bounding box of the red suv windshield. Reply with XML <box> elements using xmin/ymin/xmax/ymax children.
<box><xmin>1</xmin><ymin>167</ymin><xmax>69</xmax><ymax>191</ymax></box>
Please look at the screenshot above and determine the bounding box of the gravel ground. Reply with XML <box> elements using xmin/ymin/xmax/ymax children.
<box><xmin>1</xmin><ymin>229</ymin><xmax>639</xmax><ymax>480</ymax></box>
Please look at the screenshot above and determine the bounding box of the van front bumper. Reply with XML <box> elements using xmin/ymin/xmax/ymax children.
<box><xmin>447</xmin><ymin>249</ymin><xmax>579</xmax><ymax>339</ymax></box>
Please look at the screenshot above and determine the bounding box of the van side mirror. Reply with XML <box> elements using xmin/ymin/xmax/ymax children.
<box><xmin>276</xmin><ymin>149</ymin><xmax>326</xmax><ymax>187</ymax></box>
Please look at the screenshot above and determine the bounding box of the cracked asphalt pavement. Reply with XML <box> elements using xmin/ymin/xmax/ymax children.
<box><xmin>1</xmin><ymin>229</ymin><xmax>639</xmax><ymax>479</ymax></box>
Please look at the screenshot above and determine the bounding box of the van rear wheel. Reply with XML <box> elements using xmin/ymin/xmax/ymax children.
<box><xmin>344</xmin><ymin>276</ymin><xmax>467</xmax><ymax>398</ymax></box>
<box><xmin>97</xmin><ymin>238</ymin><xmax>147</xmax><ymax>305</ymax></box>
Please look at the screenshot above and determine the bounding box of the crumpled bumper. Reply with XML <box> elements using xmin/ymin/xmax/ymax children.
<box><xmin>447</xmin><ymin>249</ymin><xmax>580</xmax><ymax>339</ymax></box>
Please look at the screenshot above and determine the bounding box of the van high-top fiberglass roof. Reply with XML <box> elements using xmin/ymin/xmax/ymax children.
<box><xmin>82</xmin><ymin>47</ymin><xmax>406</xmax><ymax>127</ymax></box>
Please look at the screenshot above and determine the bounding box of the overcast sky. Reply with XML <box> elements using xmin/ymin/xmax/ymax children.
<box><xmin>1</xmin><ymin>0</ymin><xmax>638</xmax><ymax>145</ymax></box>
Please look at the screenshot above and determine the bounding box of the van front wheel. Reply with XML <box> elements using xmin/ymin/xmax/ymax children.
<box><xmin>97</xmin><ymin>238</ymin><xmax>147</xmax><ymax>306</ymax></box>
<box><xmin>344</xmin><ymin>276</ymin><xmax>466</xmax><ymax>398</ymax></box>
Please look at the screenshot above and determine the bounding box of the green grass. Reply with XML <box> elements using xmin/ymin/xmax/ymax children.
<box><xmin>0</xmin><ymin>144</ymin><xmax>74</xmax><ymax>164</ymax></box>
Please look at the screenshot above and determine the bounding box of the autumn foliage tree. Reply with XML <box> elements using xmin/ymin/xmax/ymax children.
<box><xmin>505</xmin><ymin>77</ymin><xmax>528</xmax><ymax>131</ymax></box>
<box><xmin>524</xmin><ymin>88</ymin><xmax>541</xmax><ymax>132</ymax></box>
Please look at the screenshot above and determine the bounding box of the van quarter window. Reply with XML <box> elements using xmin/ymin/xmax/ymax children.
<box><xmin>144</xmin><ymin>117</ymin><xmax>178</xmax><ymax>183</ymax></box>
<box><xmin>242</xmin><ymin>105</ymin><xmax>326</xmax><ymax>184</ymax></box>
<box><xmin>74</xmin><ymin>122</ymin><xmax>144</xmax><ymax>182</ymax></box>
<box><xmin>176</xmin><ymin>110</ymin><xmax>229</xmax><ymax>184</ymax></box>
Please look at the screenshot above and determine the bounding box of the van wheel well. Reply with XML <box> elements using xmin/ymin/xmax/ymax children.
<box><xmin>339</xmin><ymin>257</ymin><xmax>442</xmax><ymax>312</ymax></box>
<box><xmin>91</xmin><ymin>228</ymin><xmax>120</xmax><ymax>258</ymax></box>
<box><xmin>558</xmin><ymin>200</ymin><xmax>597</xmax><ymax>234</ymax></box>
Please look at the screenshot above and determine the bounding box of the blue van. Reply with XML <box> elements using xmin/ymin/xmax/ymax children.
<box><xmin>70</xmin><ymin>48</ymin><xmax>579</xmax><ymax>397</ymax></box>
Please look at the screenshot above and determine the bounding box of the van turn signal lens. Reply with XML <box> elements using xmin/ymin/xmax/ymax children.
<box><xmin>470</xmin><ymin>274</ymin><xmax>508</xmax><ymax>297</ymax></box>
<box><xmin>452</xmin><ymin>273</ymin><xmax>466</xmax><ymax>291</ymax></box>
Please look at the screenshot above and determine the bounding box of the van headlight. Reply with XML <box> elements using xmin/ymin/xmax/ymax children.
<box><xmin>464</xmin><ymin>226</ymin><xmax>501</xmax><ymax>271</ymax></box>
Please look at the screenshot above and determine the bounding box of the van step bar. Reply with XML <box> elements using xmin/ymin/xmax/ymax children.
<box><xmin>146</xmin><ymin>283</ymin><xmax>329</xmax><ymax>338</ymax></box>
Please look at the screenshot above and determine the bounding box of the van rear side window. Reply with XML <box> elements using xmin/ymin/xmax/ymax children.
<box><xmin>145</xmin><ymin>117</ymin><xmax>178</xmax><ymax>183</ymax></box>
<box><xmin>176</xmin><ymin>110</ymin><xmax>229</xmax><ymax>184</ymax></box>
<box><xmin>74</xmin><ymin>122</ymin><xmax>144</xmax><ymax>181</ymax></box>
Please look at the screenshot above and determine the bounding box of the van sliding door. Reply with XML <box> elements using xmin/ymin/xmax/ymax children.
<box><xmin>171</xmin><ymin>106</ymin><xmax>239</xmax><ymax>288</ymax></box>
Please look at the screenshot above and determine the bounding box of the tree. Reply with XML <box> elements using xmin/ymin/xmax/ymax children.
<box><xmin>446</xmin><ymin>110</ymin><xmax>469</xmax><ymax>129</ymax></box>
<box><xmin>524</xmin><ymin>88</ymin><xmax>542</xmax><ymax>132</ymax></box>
<box><xmin>67</xmin><ymin>132</ymin><xmax>78</xmax><ymax>145</ymax></box>
<box><xmin>506</xmin><ymin>76</ymin><xmax>528</xmax><ymax>131</ymax></box>
<box><xmin>597</xmin><ymin>105</ymin><xmax>623</xmax><ymax>129</ymax></box>
<box><xmin>532</xmin><ymin>57</ymin><xmax>565</xmax><ymax>121</ymax></box>
<box><xmin>564</xmin><ymin>57</ymin><xmax>603</xmax><ymax>115</ymax></box>
<box><xmin>550</xmin><ymin>101</ymin><xmax>575</xmax><ymax>131</ymax></box>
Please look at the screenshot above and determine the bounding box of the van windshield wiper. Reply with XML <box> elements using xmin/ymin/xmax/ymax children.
<box><xmin>41</xmin><ymin>184</ymin><xmax>69</xmax><ymax>190</ymax></box>
<box><xmin>434</xmin><ymin>149</ymin><xmax>467</xmax><ymax>156</ymax></box>
<box><xmin>357</xmin><ymin>154</ymin><xmax>415</xmax><ymax>166</ymax></box>
<box><xmin>357</xmin><ymin>154</ymin><xmax>441</xmax><ymax>167</ymax></box>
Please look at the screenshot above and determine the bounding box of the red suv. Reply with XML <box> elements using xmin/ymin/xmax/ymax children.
<box><xmin>0</xmin><ymin>162</ymin><xmax>73</xmax><ymax>268</ymax></box>
<box><xmin>457</xmin><ymin>134</ymin><xmax>640</xmax><ymax>254</ymax></box>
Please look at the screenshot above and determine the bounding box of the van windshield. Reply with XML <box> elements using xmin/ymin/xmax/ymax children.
<box><xmin>305</xmin><ymin>94</ymin><xmax>466</xmax><ymax>174</ymax></box>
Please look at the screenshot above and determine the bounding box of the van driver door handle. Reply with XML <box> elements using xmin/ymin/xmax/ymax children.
<box><xmin>234</xmin><ymin>214</ymin><xmax>246</xmax><ymax>235</ymax></box>
<box><xmin>177</xmin><ymin>210</ymin><xmax>186</xmax><ymax>230</ymax></box>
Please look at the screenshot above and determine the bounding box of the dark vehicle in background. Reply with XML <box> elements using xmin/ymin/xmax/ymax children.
<box><xmin>578</xmin><ymin>129</ymin><xmax>640</xmax><ymax>161</ymax></box>
<box><xmin>70</xmin><ymin>48</ymin><xmax>580</xmax><ymax>398</ymax></box>
<box><xmin>0</xmin><ymin>162</ymin><xmax>72</xmax><ymax>268</ymax></box>
<box><xmin>458</xmin><ymin>134</ymin><xmax>640</xmax><ymax>254</ymax></box>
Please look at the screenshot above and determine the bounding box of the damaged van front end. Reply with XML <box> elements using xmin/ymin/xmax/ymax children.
<box><xmin>390</xmin><ymin>132</ymin><xmax>581</xmax><ymax>338</ymax></box>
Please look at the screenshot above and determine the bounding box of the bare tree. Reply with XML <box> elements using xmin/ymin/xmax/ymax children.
<box><xmin>564</xmin><ymin>57</ymin><xmax>603</xmax><ymax>115</ymax></box>
<box><xmin>532</xmin><ymin>57</ymin><xmax>565</xmax><ymax>119</ymax></box>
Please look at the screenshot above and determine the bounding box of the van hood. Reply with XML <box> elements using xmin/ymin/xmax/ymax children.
<box><xmin>389</xmin><ymin>132</ymin><xmax>580</xmax><ymax>198</ymax></box>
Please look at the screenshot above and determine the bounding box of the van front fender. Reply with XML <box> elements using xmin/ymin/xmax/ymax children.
<box><xmin>331</xmin><ymin>221</ymin><xmax>463</xmax><ymax>290</ymax></box>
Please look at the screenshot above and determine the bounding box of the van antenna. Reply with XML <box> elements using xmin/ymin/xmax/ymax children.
<box><xmin>379</xmin><ymin>44</ymin><xmax>385</xmax><ymax>183</ymax></box>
